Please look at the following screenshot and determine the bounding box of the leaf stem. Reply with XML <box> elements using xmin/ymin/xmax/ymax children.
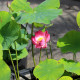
<box><xmin>39</xmin><ymin>49</ymin><xmax>42</xmax><ymax>62</ymax></box>
<box><xmin>31</xmin><ymin>23</ymin><xmax>36</xmax><ymax>67</ymax></box>
<box><xmin>45</xmin><ymin>48</ymin><xmax>48</xmax><ymax>59</ymax></box>
<box><xmin>73</xmin><ymin>53</ymin><xmax>77</xmax><ymax>62</ymax></box>
<box><xmin>15</xmin><ymin>42</ymin><xmax>20</xmax><ymax>80</ymax></box>
<box><xmin>49</xmin><ymin>41</ymin><xmax>53</xmax><ymax>59</ymax></box>
<box><xmin>8</xmin><ymin>49</ymin><xmax>18</xmax><ymax>80</ymax></box>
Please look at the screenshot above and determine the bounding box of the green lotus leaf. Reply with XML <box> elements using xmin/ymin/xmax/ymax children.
<box><xmin>16</xmin><ymin>9</ymin><xmax>62</xmax><ymax>24</ymax></box>
<box><xmin>77</xmin><ymin>11</ymin><xmax>80</xmax><ymax>28</ymax></box>
<box><xmin>57</xmin><ymin>30</ymin><xmax>80</xmax><ymax>54</ymax></box>
<box><xmin>0</xmin><ymin>11</ymin><xmax>20</xmax><ymax>50</ymax></box>
<box><xmin>11</xmin><ymin>0</ymin><xmax>32</xmax><ymax>12</ymax></box>
<box><xmin>0</xmin><ymin>60</ymin><xmax>11</xmax><ymax>80</ymax></box>
<box><xmin>0</xmin><ymin>11</ymin><xmax>11</xmax><ymax>29</ymax></box>
<box><xmin>0</xmin><ymin>20</ymin><xmax>20</xmax><ymax>50</ymax></box>
<box><xmin>0</xmin><ymin>44</ymin><xmax>3</xmax><ymax>59</ymax></box>
<box><xmin>59</xmin><ymin>58</ymin><xmax>80</xmax><ymax>75</ymax></box>
<box><xmin>21</xmin><ymin>29</ymin><xmax>27</xmax><ymax>35</ymax></box>
<box><xmin>11</xmin><ymin>28</ymin><xmax>29</xmax><ymax>50</ymax></box>
<box><xmin>20</xmin><ymin>29</ymin><xmax>29</xmax><ymax>40</ymax></box>
<box><xmin>34</xmin><ymin>0</ymin><xmax>60</xmax><ymax>11</ymax></box>
<box><xmin>34</xmin><ymin>23</ymin><xmax>44</xmax><ymax>27</ymax></box>
<box><xmin>33</xmin><ymin>59</ymin><xmax>64</xmax><ymax>80</ymax></box>
<box><xmin>59</xmin><ymin>76</ymin><xmax>73</xmax><ymax>80</ymax></box>
<box><xmin>15</xmin><ymin>0</ymin><xmax>62</xmax><ymax>24</ymax></box>
<box><xmin>10</xmin><ymin>48</ymin><xmax>28</xmax><ymax>60</ymax></box>
<box><xmin>11</xmin><ymin>38</ymin><xmax>28</xmax><ymax>51</ymax></box>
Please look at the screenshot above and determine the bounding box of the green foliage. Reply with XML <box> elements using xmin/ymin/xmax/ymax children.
<box><xmin>0</xmin><ymin>11</ymin><xmax>20</xmax><ymax>50</ymax></box>
<box><xmin>0</xmin><ymin>60</ymin><xmax>11</xmax><ymax>80</ymax></box>
<box><xmin>35</xmin><ymin>0</ymin><xmax>60</xmax><ymax>11</ymax></box>
<box><xmin>62</xmin><ymin>71</ymin><xmax>72</xmax><ymax>77</ymax></box>
<box><xmin>33</xmin><ymin>59</ymin><xmax>64</xmax><ymax>80</ymax></box>
<box><xmin>16</xmin><ymin>9</ymin><xmax>62</xmax><ymax>24</ymax></box>
<box><xmin>10</xmin><ymin>48</ymin><xmax>28</xmax><ymax>60</ymax></box>
<box><xmin>57</xmin><ymin>30</ymin><xmax>80</xmax><ymax>54</ymax></box>
<box><xmin>34</xmin><ymin>23</ymin><xmax>44</xmax><ymax>28</ymax></box>
<box><xmin>0</xmin><ymin>11</ymin><xmax>11</xmax><ymax>29</ymax></box>
<box><xmin>11</xmin><ymin>38</ymin><xmax>28</xmax><ymax>50</ymax></box>
<box><xmin>0</xmin><ymin>45</ymin><xmax>11</xmax><ymax>80</ymax></box>
<box><xmin>11</xmin><ymin>0</ymin><xmax>32</xmax><ymax>12</ymax></box>
<box><xmin>20</xmin><ymin>29</ymin><xmax>29</xmax><ymax>40</ymax></box>
<box><xmin>42</xmin><ymin>27</ymin><xmax>46</xmax><ymax>32</ymax></box>
<box><xmin>0</xmin><ymin>44</ymin><xmax>3</xmax><ymax>59</ymax></box>
<box><xmin>59</xmin><ymin>58</ymin><xmax>80</xmax><ymax>75</ymax></box>
<box><xmin>11</xmin><ymin>29</ymin><xmax>29</xmax><ymax>51</ymax></box>
<box><xmin>59</xmin><ymin>76</ymin><xmax>73</xmax><ymax>80</ymax></box>
<box><xmin>11</xmin><ymin>0</ymin><xmax>62</xmax><ymax>24</ymax></box>
<box><xmin>42</xmin><ymin>24</ymin><xmax>53</xmax><ymax>32</ymax></box>
<box><xmin>77</xmin><ymin>11</ymin><xmax>80</xmax><ymax>28</ymax></box>
<box><xmin>0</xmin><ymin>20</ymin><xmax>20</xmax><ymax>50</ymax></box>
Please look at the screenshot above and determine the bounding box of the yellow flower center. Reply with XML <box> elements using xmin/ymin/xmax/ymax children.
<box><xmin>38</xmin><ymin>37</ymin><xmax>44</xmax><ymax>41</ymax></box>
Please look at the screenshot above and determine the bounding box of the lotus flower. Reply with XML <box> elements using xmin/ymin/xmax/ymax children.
<box><xmin>31</xmin><ymin>30</ymin><xmax>50</xmax><ymax>49</ymax></box>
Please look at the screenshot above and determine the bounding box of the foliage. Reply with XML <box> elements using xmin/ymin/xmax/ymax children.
<box><xmin>11</xmin><ymin>29</ymin><xmax>29</xmax><ymax>51</ymax></box>
<box><xmin>0</xmin><ymin>11</ymin><xmax>20</xmax><ymax>50</ymax></box>
<box><xmin>33</xmin><ymin>59</ymin><xmax>64</xmax><ymax>80</ymax></box>
<box><xmin>59</xmin><ymin>58</ymin><xmax>80</xmax><ymax>75</ymax></box>
<box><xmin>77</xmin><ymin>11</ymin><xmax>80</xmax><ymax>28</ymax></box>
<box><xmin>2</xmin><ymin>0</ymin><xmax>80</xmax><ymax>80</ymax></box>
<box><xmin>11</xmin><ymin>0</ymin><xmax>62</xmax><ymax>24</ymax></box>
<box><xmin>9</xmin><ymin>48</ymin><xmax>28</xmax><ymax>60</ymax></box>
<box><xmin>0</xmin><ymin>44</ymin><xmax>11</xmax><ymax>80</ymax></box>
<box><xmin>59</xmin><ymin>76</ymin><xmax>73</xmax><ymax>80</ymax></box>
<box><xmin>57</xmin><ymin>30</ymin><xmax>80</xmax><ymax>54</ymax></box>
<box><xmin>0</xmin><ymin>60</ymin><xmax>11</xmax><ymax>80</ymax></box>
<box><xmin>11</xmin><ymin>0</ymin><xmax>32</xmax><ymax>12</ymax></box>
<box><xmin>0</xmin><ymin>44</ymin><xmax>3</xmax><ymax>59</ymax></box>
<box><xmin>34</xmin><ymin>23</ymin><xmax>44</xmax><ymax>28</ymax></box>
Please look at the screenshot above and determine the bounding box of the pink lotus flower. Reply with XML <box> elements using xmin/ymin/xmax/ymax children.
<box><xmin>31</xmin><ymin>30</ymin><xmax>50</xmax><ymax>49</ymax></box>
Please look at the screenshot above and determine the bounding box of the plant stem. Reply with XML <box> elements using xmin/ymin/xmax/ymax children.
<box><xmin>73</xmin><ymin>53</ymin><xmax>77</xmax><ymax>62</ymax></box>
<box><xmin>39</xmin><ymin>49</ymin><xmax>42</xmax><ymax>62</ymax></box>
<box><xmin>45</xmin><ymin>48</ymin><xmax>48</xmax><ymax>59</ymax></box>
<box><xmin>31</xmin><ymin>23</ymin><xmax>36</xmax><ymax>67</ymax></box>
<box><xmin>15</xmin><ymin>42</ymin><xmax>20</xmax><ymax>80</ymax></box>
<box><xmin>8</xmin><ymin>49</ymin><xmax>18</xmax><ymax>80</ymax></box>
<box><xmin>49</xmin><ymin>41</ymin><xmax>53</xmax><ymax>59</ymax></box>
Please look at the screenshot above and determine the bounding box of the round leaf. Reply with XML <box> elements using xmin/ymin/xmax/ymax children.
<box><xmin>59</xmin><ymin>76</ymin><xmax>73</xmax><ymax>80</ymax></box>
<box><xmin>33</xmin><ymin>59</ymin><xmax>64</xmax><ymax>80</ymax></box>
<box><xmin>77</xmin><ymin>11</ymin><xmax>80</xmax><ymax>28</ymax></box>
<box><xmin>0</xmin><ymin>60</ymin><xmax>11</xmax><ymax>80</ymax></box>
<box><xmin>57</xmin><ymin>30</ymin><xmax>80</xmax><ymax>54</ymax></box>
<box><xmin>14</xmin><ymin>0</ymin><xmax>62</xmax><ymax>24</ymax></box>
<box><xmin>16</xmin><ymin>9</ymin><xmax>62</xmax><ymax>24</ymax></box>
<box><xmin>59</xmin><ymin>58</ymin><xmax>80</xmax><ymax>75</ymax></box>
